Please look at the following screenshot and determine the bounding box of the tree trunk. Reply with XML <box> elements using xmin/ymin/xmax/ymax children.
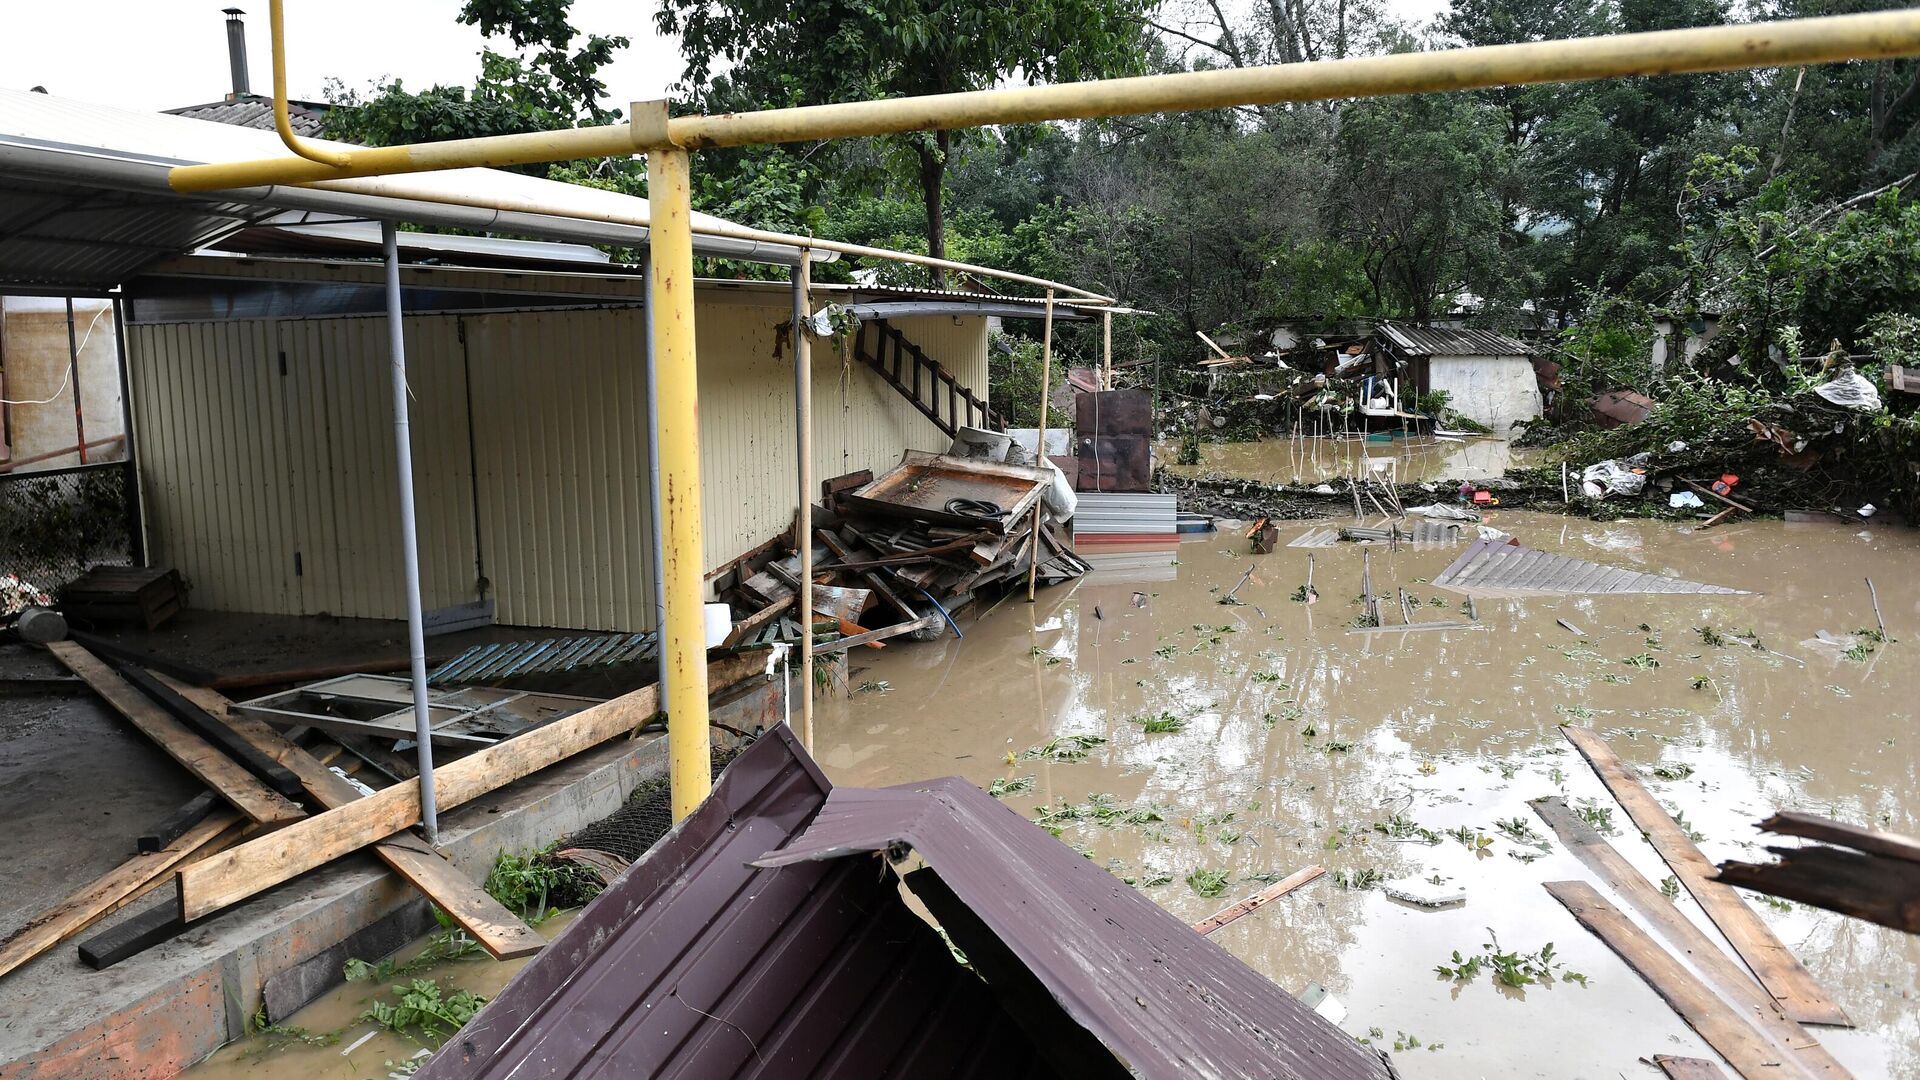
<box><xmin>916</xmin><ymin>132</ymin><xmax>949</xmax><ymax>288</ymax></box>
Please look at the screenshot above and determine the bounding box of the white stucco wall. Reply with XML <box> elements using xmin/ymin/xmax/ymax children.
<box><xmin>1428</xmin><ymin>354</ymin><xmax>1542</xmax><ymax>434</ymax></box>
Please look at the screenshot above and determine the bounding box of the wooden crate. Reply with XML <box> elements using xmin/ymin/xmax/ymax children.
<box><xmin>60</xmin><ymin>566</ymin><xmax>184</xmax><ymax>630</ymax></box>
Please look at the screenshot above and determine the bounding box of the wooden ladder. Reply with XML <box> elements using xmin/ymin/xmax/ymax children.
<box><xmin>852</xmin><ymin>319</ymin><xmax>1005</xmax><ymax>438</ymax></box>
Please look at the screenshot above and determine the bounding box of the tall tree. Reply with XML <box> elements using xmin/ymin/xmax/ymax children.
<box><xmin>324</xmin><ymin>0</ymin><xmax>628</xmax><ymax>178</ymax></box>
<box><xmin>655</xmin><ymin>0</ymin><xmax>1153</xmax><ymax>282</ymax></box>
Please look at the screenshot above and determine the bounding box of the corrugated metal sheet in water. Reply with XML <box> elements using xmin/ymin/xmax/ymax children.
<box><xmin>420</xmin><ymin>728</ymin><xmax>1394</xmax><ymax>1080</ymax></box>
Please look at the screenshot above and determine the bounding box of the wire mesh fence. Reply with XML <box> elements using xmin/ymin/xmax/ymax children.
<box><xmin>0</xmin><ymin>462</ymin><xmax>135</xmax><ymax>595</ymax></box>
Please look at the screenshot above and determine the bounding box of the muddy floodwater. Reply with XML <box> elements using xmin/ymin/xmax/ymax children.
<box><xmin>188</xmin><ymin>512</ymin><xmax>1917</xmax><ymax>1079</ymax></box>
<box><xmin>1159</xmin><ymin>434</ymin><xmax>1546</xmax><ymax>484</ymax></box>
<box><xmin>819</xmin><ymin>512</ymin><xmax>1919</xmax><ymax>1078</ymax></box>
<box><xmin>183</xmin><ymin>912</ymin><xmax>575</xmax><ymax>1079</ymax></box>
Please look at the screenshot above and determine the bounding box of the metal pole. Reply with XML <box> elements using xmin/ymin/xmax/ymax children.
<box><xmin>792</xmin><ymin>251</ymin><xmax>815</xmax><ymax>750</ymax></box>
<box><xmin>1101</xmin><ymin>309</ymin><xmax>1113</xmax><ymax>391</ymax></box>
<box><xmin>111</xmin><ymin>296</ymin><xmax>144</xmax><ymax>565</ymax></box>
<box><xmin>641</xmin><ymin>245</ymin><xmax>667</xmax><ymax>710</ymax></box>
<box><xmin>381</xmin><ymin>220</ymin><xmax>439</xmax><ymax>842</ymax></box>
<box><xmin>64</xmin><ymin>298</ymin><xmax>87</xmax><ymax>464</ymax></box>
<box><xmin>647</xmin><ymin>144</ymin><xmax>714</xmax><ymax>822</ymax></box>
<box><xmin>1026</xmin><ymin>288</ymin><xmax>1055</xmax><ymax>603</ymax></box>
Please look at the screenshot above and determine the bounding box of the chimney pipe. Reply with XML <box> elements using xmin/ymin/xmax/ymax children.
<box><xmin>224</xmin><ymin>8</ymin><xmax>250</xmax><ymax>99</ymax></box>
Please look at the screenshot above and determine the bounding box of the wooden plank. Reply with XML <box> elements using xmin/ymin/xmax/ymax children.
<box><xmin>175</xmin><ymin>652</ymin><xmax>765</xmax><ymax>923</ymax></box>
<box><xmin>1757</xmin><ymin>811</ymin><xmax>1920</xmax><ymax>864</ymax></box>
<box><xmin>1718</xmin><ymin>843</ymin><xmax>1920</xmax><ymax>936</ymax></box>
<box><xmin>138</xmin><ymin>791</ymin><xmax>221</xmax><ymax>854</ymax></box>
<box><xmin>1655</xmin><ymin>1056</ymin><xmax>1733</xmax><ymax>1079</ymax></box>
<box><xmin>816</xmin><ymin>528</ymin><xmax>918</xmax><ymax>620</ymax></box>
<box><xmin>1530</xmin><ymin>798</ymin><xmax>1847</xmax><ymax>1079</ymax></box>
<box><xmin>1192</xmin><ymin>866</ymin><xmax>1324</xmax><ymax>936</ymax></box>
<box><xmin>1546</xmin><ymin>881</ymin><xmax>1794</xmax><ymax>1080</ymax></box>
<box><xmin>47</xmin><ymin>642</ymin><xmax>306</xmax><ymax>827</ymax></box>
<box><xmin>722</xmin><ymin>594</ymin><xmax>795</xmax><ymax>648</ymax></box>
<box><xmin>0</xmin><ymin>810</ymin><xmax>244</xmax><ymax>980</ymax></box>
<box><xmin>111</xmin><ymin>660</ymin><xmax>303</xmax><ymax>794</ymax></box>
<box><xmin>76</xmin><ymin>902</ymin><xmax>189</xmax><ymax>971</ymax></box>
<box><xmin>813</xmin><ymin>615</ymin><xmax>942</xmax><ymax>655</ymax></box>
<box><xmin>163</xmin><ymin>677</ymin><xmax>546</xmax><ymax>960</ymax></box>
<box><xmin>1562</xmin><ymin>727</ymin><xmax>1850</xmax><ymax>1028</ymax></box>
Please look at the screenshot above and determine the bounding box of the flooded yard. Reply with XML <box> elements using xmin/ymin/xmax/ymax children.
<box><xmin>816</xmin><ymin>511</ymin><xmax>1920</xmax><ymax>1078</ymax></box>
<box><xmin>184</xmin><ymin>511</ymin><xmax>1918</xmax><ymax>1079</ymax></box>
<box><xmin>1158</xmin><ymin>434</ymin><xmax>1547</xmax><ymax>485</ymax></box>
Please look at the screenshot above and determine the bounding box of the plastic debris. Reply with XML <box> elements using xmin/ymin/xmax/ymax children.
<box><xmin>1381</xmin><ymin>876</ymin><xmax>1467</xmax><ymax>908</ymax></box>
<box><xmin>1580</xmin><ymin>453</ymin><xmax>1652</xmax><ymax>498</ymax></box>
<box><xmin>1813</xmin><ymin>367</ymin><xmax>1883</xmax><ymax>410</ymax></box>
<box><xmin>1668</xmin><ymin>491</ymin><xmax>1705</xmax><ymax>509</ymax></box>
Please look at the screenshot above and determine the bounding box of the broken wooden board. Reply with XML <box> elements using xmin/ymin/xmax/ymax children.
<box><xmin>1433</xmin><ymin>538</ymin><xmax>1745</xmax><ymax>596</ymax></box>
<box><xmin>0</xmin><ymin>810</ymin><xmax>244</xmax><ymax>980</ymax></box>
<box><xmin>164</xmin><ymin>677</ymin><xmax>552</xmax><ymax>959</ymax></box>
<box><xmin>47</xmin><ymin>642</ymin><xmax>305</xmax><ymax>827</ymax></box>
<box><xmin>1717</xmin><ymin>813</ymin><xmax>1920</xmax><ymax>936</ymax></box>
<box><xmin>814</xmin><ymin>615</ymin><xmax>943</xmax><ymax>655</ymax></box>
<box><xmin>1562</xmin><ymin>727</ymin><xmax>1849</xmax><ymax>1028</ymax></box>
<box><xmin>1546</xmin><ymin>881</ymin><xmax>1794</xmax><ymax>1080</ymax></box>
<box><xmin>1531</xmin><ymin>798</ymin><xmax>1848</xmax><ymax>1078</ymax></box>
<box><xmin>1192</xmin><ymin>866</ymin><xmax>1324</xmax><ymax>936</ymax></box>
<box><xmin>174</xmin><ymin>653</ymin><xmax>765</xmax><ymax>923</ymax></box>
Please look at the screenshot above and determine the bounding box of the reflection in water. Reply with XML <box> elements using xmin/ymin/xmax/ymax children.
<box><xmin>819</xmin><ymin>512</ymin><xmax>1920</xmax><ymax>1079</ymax></box>
<box><xmin>1159</xmin><ymin>435</ymin><xmax>1545</xmax><ymax>485</ymax></box>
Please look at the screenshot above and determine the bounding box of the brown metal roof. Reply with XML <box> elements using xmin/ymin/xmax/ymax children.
<box><xmin>419</xmin><ymin>727</ymin><xmax>1394</xmax><ymax>1080</ymax></box>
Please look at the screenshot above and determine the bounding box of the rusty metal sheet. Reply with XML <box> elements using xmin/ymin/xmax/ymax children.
<box><xmin>1075</xmin><ymin>389</ymin><xmax>1153</xmax><ymax>437</ymax></box>
<box><xmin>421</xmin><ymin>728</ymin><xmax>1393</xmax><ymax>1080</ymax></box>
<box><xmin>1076</xmin><ymin>434</ymin><xmax>1151</xmax><ymax>492</ymax></box>
<box><xmin>840</xmin><ymin>450</ymin><xmax>1048</xmax><ymax>533</ymax></box>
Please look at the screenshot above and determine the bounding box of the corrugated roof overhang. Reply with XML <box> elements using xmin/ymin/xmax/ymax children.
<box><xmin>0</xmin><ymin>88</ymin><xmax>825</xmax><ymax>291</ymax></box>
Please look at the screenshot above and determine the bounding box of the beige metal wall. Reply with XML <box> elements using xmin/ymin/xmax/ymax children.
<box><xmin>127</xmin><ymin>292</ymin><xmax>987</xmax><ymax>632</ymax></box>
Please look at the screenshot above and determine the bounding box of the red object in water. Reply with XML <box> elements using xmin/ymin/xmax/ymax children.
<box><xmin>1712</xmin><ymin>473</ymin><xmax>1740</xmax><ymax>496</ymax></box>
<box><xmin>1472</xmin><ymin>490</ymin><xmax>1494</xmax><ymax>505</ymax></box>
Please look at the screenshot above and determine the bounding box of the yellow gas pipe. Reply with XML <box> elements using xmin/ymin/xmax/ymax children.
<box><xmin>179</xmin><ymin>5</ymin><xmax>1920</xmax><ymax>824</ymax></box>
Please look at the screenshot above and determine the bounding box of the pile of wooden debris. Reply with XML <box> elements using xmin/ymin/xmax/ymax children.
<box><xmin>712</xmin><ymin>451</ymin><xmax>1091</xmax><ymax>653</ymax></box>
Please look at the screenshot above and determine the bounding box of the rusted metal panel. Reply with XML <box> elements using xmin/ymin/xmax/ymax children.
<box><xmin>423</xmin><ymin>729</ymin><xmax>1393</xmax><ymax>1080</ymax></box>
<box><xmin>1591</xmin><ymin>389</ymin><xmax>1655</xmax><ymax>428</ymax></box>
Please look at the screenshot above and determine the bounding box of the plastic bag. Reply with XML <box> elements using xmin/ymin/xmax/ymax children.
<box><xmin>1580</xmin><ymin>452</ymin><xmax>1651</xmax><ymax>498</ymax></box>
<box><xmin>1813</xmin><ymin>368</ymin><xmax>1882</xmax><ymax>410</ymax></box>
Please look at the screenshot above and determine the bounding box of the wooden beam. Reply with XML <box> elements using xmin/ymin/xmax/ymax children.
<box><xmin>812</xmin><ymin>615</ymin><xmax>942</xmax><ymax>654</ymax></box>
<box><xmin>1561</xmin><ymin>727</ymin><xmax>1850</xmax><ymax>1028</ymax></box>
<box><xmin>1530</xmin><ymin>798</ymin><xmax>1847</xmax><ymax>1079</ymax></box>
<box><xmin>1655</xmin><ymin>1056</ymin><xmax>1733</xmax><ymax>1079</ymax></box>
<box><xmin>175</xmin><ymin>652</ymin><xmax>765</xmax><ymax>923</ymax></box>
<box><xmin>0</xmin><ymin>810</ymin><xmax>244</xmax><ymax>980</ymax></box>
<box><xmin>47</xmin><ymin>642</ymin><xmax>305</xmax><ymax>827</ymax></box>
<box><xmin>1192</xmin><ymin>866</ymin><xmax>1324</xmax><ymax>936</ymax></box>
<box><xmin>163</xmin><ymin>677</ymin><xmax>551</xmax><ymax>959</ymax></box>
<box><xmin>1718</xmin><ymin>843</ymin><xmax>1920</xmax><ymax>936</ymax></box>
<box><xmin>1546</xmin><ymin>881</ymin><xmax>1795</xmax><ymax>1080</ymax></box>
<box><xmin>1755</xmin><ymin>811</ymin><xmax>1920</xmax><ymax>864</ymax></box>
<box><xmin>721</xmin><ymin>594</ymin><xmax>795</xmax><ymax>647</ymax></box>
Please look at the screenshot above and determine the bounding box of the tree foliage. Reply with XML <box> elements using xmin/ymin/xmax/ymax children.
<box><xmin>655</xmin><ymin>0</ymin><xmax>1154</xmax><ymax>277</ymax></box>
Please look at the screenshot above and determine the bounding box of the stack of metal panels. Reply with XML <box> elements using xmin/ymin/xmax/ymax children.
<box><xmin>1070</xmin><ymin>492</ymin><xmax>1178</xmax><ymax>539</ymax></box>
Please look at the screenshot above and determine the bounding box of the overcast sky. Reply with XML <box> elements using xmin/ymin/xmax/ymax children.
<box><xmin>3</xmin><ymin>0</ymin><xmax>1451</xmax><ymax>113</ymax></box>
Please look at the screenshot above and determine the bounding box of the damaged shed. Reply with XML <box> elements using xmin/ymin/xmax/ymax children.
<box><xmin>1377</xmin><ymin>322</ymin><xmax>1541</xmax><ymax>434</ymax></box>
<box><xmin>419</xmin><ymin>727</ymin><xmax>1394</xmax><ymax>1080</ymax></box>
